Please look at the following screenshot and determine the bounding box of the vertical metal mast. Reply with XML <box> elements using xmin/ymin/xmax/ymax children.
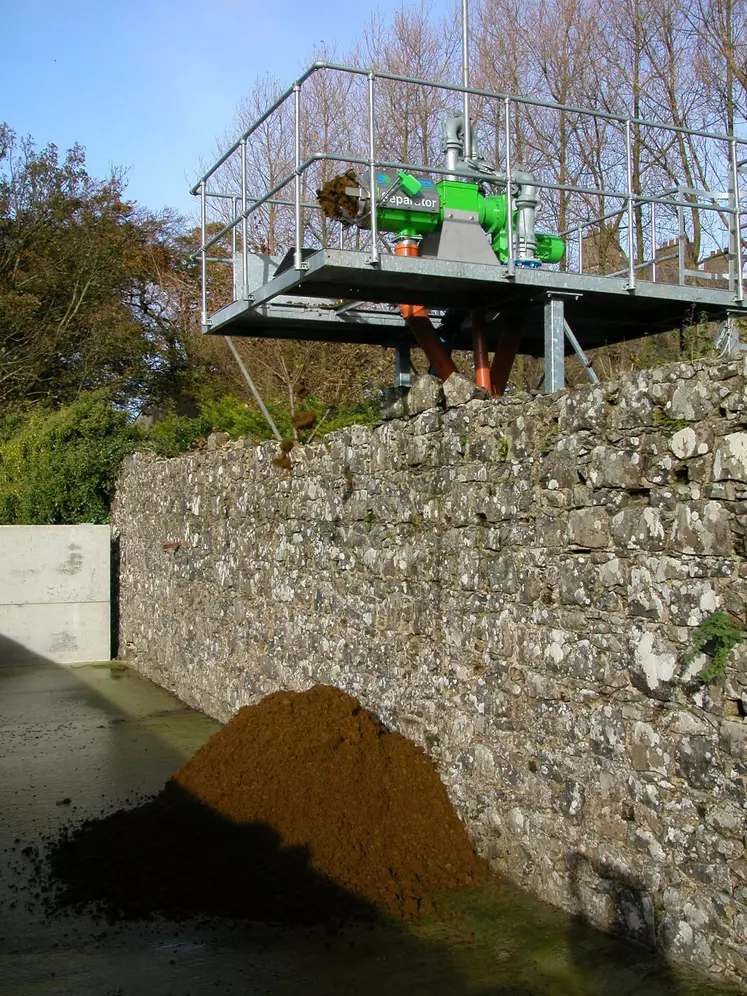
<box><xmin>461</xmin><ymin>0</ymin><xmax>472</xmax><ymax>160</ymax></box>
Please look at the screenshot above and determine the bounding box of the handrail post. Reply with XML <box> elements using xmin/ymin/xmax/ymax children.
<box><xmin>677</xmin><ymin>189</ymin><xmax>686</xmax><ymax>285</ymax></box>
<box><xmin>232</xmin><ymin>196</ymin><xmax>238</xmax><ymax>301</ymax></box>
<box><xmin>651</xmin><ymin>200</ymin><xmax>657</xmax><ymax>283</ymax></box>
<box><xmin>368</xmin><ymin>71</ymin><xmax>380</xmax><ymax>265</ymax></box>
<box><xmin>293</xmin><ymin>83</ymin><xmax>304</xmax><ymax>270</ymax></box>
<box><xmin>577</xmin><ymin>226</ymin><xmax>583</xmax><ymax>273</ymax></box>
<box><xmin>241</xmin><ymin>139</ymin><xmax>249</xmax><ymax>295</ymax></box>
<box><xmin>731</xmin><ymin>136</ymin><xmax>744</xmax><ymax>303</ymax></box>
<box><xmin>461</xmin><ymin>0</ymin><xmax>471</xmax><ymax>160</ymax></box>
<box><xmin>625</xmin><ymin>118</ymin><xmax>636</xmax><ymax>290</ymax></box>
<box><xmin>504</xmin><ymin>97</ymin><xmax>515</xmax><ymax>277</ymax></box>
<box><xmin>200</xmin><ymin>180</ymin><xmax>209</xmax><ymax>329</ymax></box>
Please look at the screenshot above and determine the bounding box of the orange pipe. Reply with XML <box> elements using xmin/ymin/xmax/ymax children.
<box><xmin>396</xmin><ymin>240</ymin><xmax>457</xmax><ymax>382</ymax></box>
<box><xmin>490</xmin><ymin>318</ymin><xmax>523</xmax><ymax>397</ymax></box>
<box><xmin>471</xmin><ymin>309</ymin><xmax>492</xmax><ymax>392</ymax></box>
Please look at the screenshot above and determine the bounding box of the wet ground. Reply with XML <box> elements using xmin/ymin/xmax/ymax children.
<box><xmin>0</xmin><ymin>660</ymin><xmax>742</xmax><ymax>996</ymax></box>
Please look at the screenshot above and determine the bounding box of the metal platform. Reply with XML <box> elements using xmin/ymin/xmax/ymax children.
<box><xmin>192</xmin><ymin>59</ymin><xmax>747</xmax><ymax>389</ymax></box>
<box><xmin>209</xmin><ymin>247</ymin><xmax>745</xmax><ymax>357</ymax></box>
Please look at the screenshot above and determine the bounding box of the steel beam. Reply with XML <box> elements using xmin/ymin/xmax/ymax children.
<box><xmin>544</xmin><ymin>297</ymin><xmax>565</xmax><ymax>393</ymax></box>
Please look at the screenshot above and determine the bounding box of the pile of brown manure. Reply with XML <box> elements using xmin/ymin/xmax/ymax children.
<box><xmin>49</xmin><ymin>685</ymin><xmax>486</xmax><ymax>923</ymax></box>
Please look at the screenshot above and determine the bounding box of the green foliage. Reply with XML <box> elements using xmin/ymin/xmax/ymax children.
<box><xmin>318</xmin><ymin>398</ymin><xmax>381</xmax><ymax>435</ymax></box>
<box><xmin>145</xmin><ymin>413</ymin><xmax>211</xmax><ymax>457</ymax></box>
<box><xmin>146</xmin><ymin>395</ymin><xmax>381</xmax><ymax>457</ymax></box>
<box><xmin>540</xmin><ymin>427</ymin><xmax>559</xmax><ymax>455</ymax></box>
<box><xmin>653</xmin><ymin>408</ymin><xmax>690</xmax><ymax>433</ymax></box>
<box><xmin>199</xmin><ymin>396</ymin><xmax>276</xmax><ymax>439</ymax></box>
<box><xmin>0</xmin><ymin>391</ymin><xmax>385</xmax><ymax>524</ymax></box>
<box><xmin>684</xmin><ymin>611</ymin><xmax>744</xmax><ymax>682</ymax></box>
<box><xmin>0</xmin><ymin>124</ymin><xmax>192</xmax><ymax>411</ymax></box>
<box><xmin>0</xmin><ymin>394</ymin><xmax>142</xmax><ymax>524</ymax></box>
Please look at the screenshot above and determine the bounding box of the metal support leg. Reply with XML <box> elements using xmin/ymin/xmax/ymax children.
<box><xmin>544</xmin><ymin>297</ymin><xmax>565</xmax><ymax>393</ymax></box>
<box><xmin>395</xmin><ymin>345</ymin><xmax>412</xmax><ymax>388</ymax></box>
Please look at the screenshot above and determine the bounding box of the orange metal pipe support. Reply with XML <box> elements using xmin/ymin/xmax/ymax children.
<box><xmin>470</xmin><ymin>309</ymin><xmax>492</xmax><ymax>392</ymax></box>
<box><xmin>396</xmin><ymin>240</ymin><xmax>457</xmax><ymax>382</ymax></box>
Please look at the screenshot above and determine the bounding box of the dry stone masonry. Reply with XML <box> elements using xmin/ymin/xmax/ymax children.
<box><xmin>113</xmin><ymin>357</ymin><xmax>747</xmax><ymax>987</ymax></box>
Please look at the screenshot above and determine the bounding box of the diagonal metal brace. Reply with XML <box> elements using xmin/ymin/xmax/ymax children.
<box><xmin>564</xmin><ymin>320</ymin><xmax>599</xmax><ymax>384</ymax></box>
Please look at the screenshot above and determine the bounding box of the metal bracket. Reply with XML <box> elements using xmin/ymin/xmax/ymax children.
<box><xmin>715</xmin><ymin>313</ymin><xmax>746</xmax><ymax>357</ymax></box>
<box><xmin>395</xmin><ymin>344</ymin><xmax>412</xmax><ymax>388</ymax></box>
<box><xmin>419</xmin><ymin>210</ymin><xmax>499</xmax><ymax>266</ymax></box>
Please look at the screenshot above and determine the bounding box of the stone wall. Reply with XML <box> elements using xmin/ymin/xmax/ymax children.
<box><xmin>113</xmin><ymin>358</ymin><xmax>747</xmax><ymax>986</ymax></box>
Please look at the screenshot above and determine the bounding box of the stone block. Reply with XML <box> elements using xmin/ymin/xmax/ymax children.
<box><xmin>629</xmin><ymin>627</ymin><xmax>678</xmax><ymax>699</ymax></box>
<box><xmin>567</xmin><ymin>507</ymin><xmax>610</xmax><ymax>549</ymax></box>
<box><xmin>540</xmin><ymin>449</ymin><xmax>580</xmax><ymax>490</ymax></box>
<box><xmin>675</xmin><ymin>737</ymin><xmax>720</xmax><ymax>790</ymax></box>
<box><xmin>588</xmin><ymin>446</ymin><xmax>647</xmax><ymax>489</ymax></box>
<box><xmin>442</xmin><ymin>372</ymin><xmax>490</xmax><ymax>407</ymax></box>
<box><xmin>207</xmin><ymin>431</ymin><xmax>230</xmax><ymax>450</ymax></box>
<box><xmin>720</xmin><ymin>720</ymin><xmax>747</xmax><ymax>758</ymax></box>
<box><xmin>558</xmin><ymin>384</ymin><xmax>606</xmax><ymax>431</ymax></box>
<box><xmin>669</xmin><ymin>427</ymin><xmax>711</xmax><ymax>460</ymax></box>
<box><xmin>713</xmin><ymin>432</ymin><xmax>747</xmax><ymax>483</ymax></box>
<box><xmin>407</xmin><ymin>375</ymin><xmax>444</xmax><ymax>414</ymax></box>
<box><xmin>380</xmin><ymin>387</ymin><xmax>408</xmax><ymax>420</ymax></box>
<box><xmin>610</xmin><ymin>507</ymin><xmax>666</xmax><ymax>551</ymax></box>
<box><xmin>670</xmin><ymin>502</ymin><xmax>732</xmax><ymax>555</ymax></box>
<box><xmin>667</xmin><ymin>376</ymin><xmax>712</xmax><ymax>420</ymax></box>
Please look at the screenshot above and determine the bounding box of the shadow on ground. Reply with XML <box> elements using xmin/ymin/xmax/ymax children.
<box><xmin>567</xmin><ymin>850</ymin><xmax>681</xmax><ymax>995</ymax></box>
<box><xmin>0</xmin><ymin>640</ymin><xmax>741</xmax><ymax>996</ymax></box>
<box><xmin>50</xmin><ymin>781</ymin><xmax>382</xmax><ymax>924</ymax></box>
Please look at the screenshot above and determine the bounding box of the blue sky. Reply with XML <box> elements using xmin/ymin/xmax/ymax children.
<box><xmin>1</xmin><ymin>0</ymin><xmax>411</xmax><ymax>221</ymax></box>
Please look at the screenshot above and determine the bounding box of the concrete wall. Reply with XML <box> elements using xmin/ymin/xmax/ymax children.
<box><xmin>113</xmin><ymin>357</ymin><xmax>747</xmax><ymax>987</ymax></box>
<box><xmin>0</xmin><ymin>525</ymin><xmax>110</xmax><ymax>664</ymax></box>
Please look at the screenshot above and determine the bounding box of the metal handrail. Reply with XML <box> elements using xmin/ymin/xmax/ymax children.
<box><xmin>560</xmin><ymin>183</ymin><xmax>745</xmax><ymax>238</ymax></box>
<box><xmin>194</xmin><ymin>60</ymin><xmax>747</xmax><ymax>321</ymax></box>
<box><xmin>605</xmin><ymin>252</ymin><xmax>678</xmax><ymax>279</ymax></box>
<box><xmin>191</xmin><ymin>60</ymin><xmax>747</xmax><ymax>197</ymax></box>
<box><xmin>309</xmin><ymin>60</ymin><xmax>747</xmax><ymax>142</ymax></box>
<box><xmin>196</xmin><ymin>151</ymin><xmax>741</xmax><ymax>261</ymax></box>
<box><xmin>206</xmin><ymin>190</ymin><xmax>322</xmax><ymax>211</ymax></box>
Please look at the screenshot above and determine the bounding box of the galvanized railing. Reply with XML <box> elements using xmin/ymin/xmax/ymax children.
<box><xmin>191</xmin><ymin>61</ymin><xmax>747</xmax><ymax>327</ymax></box>
<box><xmin>560</xmin><ymin>184</ymin><xmax>746</xmax><ymax>290</ymax></box>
